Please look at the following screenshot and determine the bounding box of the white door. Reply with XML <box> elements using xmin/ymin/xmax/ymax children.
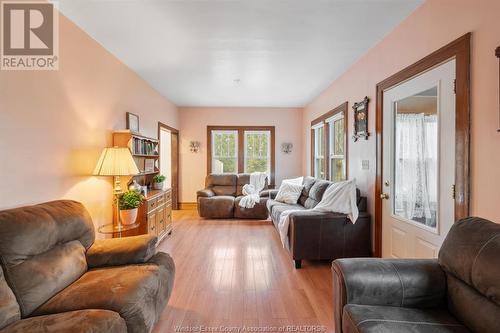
<box><xmin>382</xmin><ymin>59</ymin><xmax>456</xmax><ymax>258</ymax></box>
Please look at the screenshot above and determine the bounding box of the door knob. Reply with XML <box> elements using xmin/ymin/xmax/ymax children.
<box><xmin>380</xmin><ymin>193</ymin><xmax>389</xmax><ymax>200</ymax></box>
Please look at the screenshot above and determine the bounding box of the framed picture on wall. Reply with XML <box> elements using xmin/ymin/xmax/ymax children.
<box><xmin>353</xmin><ymin>96</ymin><xmax>369</xmax><ymax>141</ymax></box>
<box><xmin>126</xmin><ymin>112</ymin><xmax>140</xmax><ymax>133</ymax></box>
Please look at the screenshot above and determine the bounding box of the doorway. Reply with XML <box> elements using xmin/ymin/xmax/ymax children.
<box><xmin>374</xmin><ymin>33</ymin><xmax>471</xmax><ymax>257</ymax></box>
<box><xmin>158</xmin><ymin>122</ymin><xmax>179</xmax><ymax>210</ymax></box>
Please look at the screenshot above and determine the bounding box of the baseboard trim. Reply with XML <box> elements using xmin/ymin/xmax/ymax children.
<box><xmin>179</xmin><ymin>202</ymin><xmax>198</xmax><ymax>210</ymax></box>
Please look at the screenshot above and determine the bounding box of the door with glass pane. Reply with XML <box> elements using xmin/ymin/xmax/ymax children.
<box><xmin>381</xmin><ymin>59</ymin><xmax>455</xmax><ymax>258</ymax></box>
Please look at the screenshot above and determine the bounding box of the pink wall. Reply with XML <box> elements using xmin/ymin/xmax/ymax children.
<box><xmin>179</xmin><ymin>107</ymin><xmax>303</xmax><ymax>202</ymax></box>
<box><xmin>303</xmin><ymin>0</ymin><xmax>500</xmax><ymax>222</ymax></box>
<box><xmin>0</xmin><ymin>12</ymin><xmax>178</xmax><ymax>233</ymax></box>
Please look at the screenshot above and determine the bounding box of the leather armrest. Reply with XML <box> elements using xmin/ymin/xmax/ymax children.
<box><xmin>260</xmin><ymin>189</ymin><xmax>279</xmax><ymax>199</ymax></box>
<box><xmin>86</xmin><ymin>234</ymin><xmax>157</xmax><ymax>268</ymax></box>
<box><xmin>331</xmin><ymin>258</ymin><xmax>446</xmax><ymax>333</ymax></box>
<box><xmin>197</xmin><ymin>188</ymin><xmax>215</xmax><ymax>198</ymax></box>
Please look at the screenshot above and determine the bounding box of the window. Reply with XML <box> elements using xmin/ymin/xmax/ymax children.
<box><xmin>244</xmin><ymin>130</ymin><xmax>271</xmax><ymax>179</ymax></box>
<box><xmin>312</xmin><ymin>124</ymin><xmax>325</xmax><ymax>179</ymax></box>
<box><xmin>327</xmin><ymin>113</ymin><xmax>346</xmax><ymax>181</ymax></box>
<box><xmin>311</xmin><ymin>102</ymin><xmax>348</xmax><ymax>181</ymax></box>
<box><xmin>208</xmin><ymin>126</ymin><xmax>275</xmax><ymax>185</ymax></box>
<box><xmin>211</xmin><ymin>130</ymin><xmax>238</xmax><ymax>173</ymax></box>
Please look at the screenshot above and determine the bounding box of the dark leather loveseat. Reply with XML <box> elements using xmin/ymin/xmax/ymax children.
<box><xmin>332</xmin><ymin>216</ymin><xmax>500</xmax><ymax>333</ymax></box>
<box><xmin>266</xmin><ymin>176</ymin><xmax>371</xmax><ymax>268</ymax></box>
<box><xmin>197</xmin><ymin>173</ymin><xmax>270</xmax><ymax>219</ymax></box>
<box><xmin>0</xmin><ymin>200</ymin><xmax>175</xmax><ymax>333</ymax></box>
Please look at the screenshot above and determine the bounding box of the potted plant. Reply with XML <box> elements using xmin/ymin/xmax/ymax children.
<box><xmin>118</xmin><ymin>190</ymin><xmax>144</xmax><ymax>225</ymax></box>
<box><xmin>152</xmin><ymin>174</ymin><xmax>166</xmax><ymax>190</ymax></box>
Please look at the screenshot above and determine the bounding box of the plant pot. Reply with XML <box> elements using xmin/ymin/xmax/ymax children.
<box><xmin>120</xmin><ymin>208</ymin><xmax>138</xmax><ymax>225</ymax></box>
<box><xmin>153</xmin><ymin>181</ymin><xmax>164</xmax><ymax>190</ymax></box>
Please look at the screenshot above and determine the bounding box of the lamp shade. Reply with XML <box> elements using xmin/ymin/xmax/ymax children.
<box><xmin>93</xmin><ymin>147</ymin><xmax>139</xmax><ymax>176</ymax></box>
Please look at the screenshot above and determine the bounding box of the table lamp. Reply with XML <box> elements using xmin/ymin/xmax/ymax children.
<box><xmin>93</xmin><ymin>147</ymin><xmax>139</xmax><ymax>231</ymax></box>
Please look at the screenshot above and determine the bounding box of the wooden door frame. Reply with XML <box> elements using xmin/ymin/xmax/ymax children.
<box><xmin>374</xmin><ymin>33</ymin><xmax>471</xmax><ymax>257</ymax></box>
<box><xmin>206</xmin><ymin>126</ymin><xmax>276</xmax><ymax>187</ymax></box>
<box><xmin>310</xmin><ymin>102</ymin><xmax>348</xmax><ymax>180</ymax></box>
<box><xmin>158</xmin><ymin>122</ymin><xmax>179</xmax><ymax>210</ymax></box>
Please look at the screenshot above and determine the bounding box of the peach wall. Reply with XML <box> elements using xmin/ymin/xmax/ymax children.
<box><xmin>0</xmin><ymin>12</ymin><xmax>178</xmax><ymax>234</ymax></box>
<box><xmin>179</xmin><ymin>107</ymin><xmax>303</xmax><ymax>202</ymax></box>
<box><xmin>303</xmin><ymin>0</ymin><xmax>500</xmax><ymax>222</ymax></box>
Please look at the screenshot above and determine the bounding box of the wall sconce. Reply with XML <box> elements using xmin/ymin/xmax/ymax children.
<box><xmin>189</xmin><ymin>141</ymin><xmax>201</xmax><ymax>153</ymax></box>
<box><xmin>281</xmin><ymin>142</ymin><xmax>293</xmax><ymax>154</ymax></box>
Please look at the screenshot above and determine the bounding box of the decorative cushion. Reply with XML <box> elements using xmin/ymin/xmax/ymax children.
<box><xmin>275</xmin><ymin>181</ymin><xmax>304</xmax><ymax>204</ymax></box>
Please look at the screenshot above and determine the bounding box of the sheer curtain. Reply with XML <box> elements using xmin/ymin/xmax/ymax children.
<box><xmin>394</xmin><ymin>113</ymin><xmax>438</xmax><ymax>226</ymax></box>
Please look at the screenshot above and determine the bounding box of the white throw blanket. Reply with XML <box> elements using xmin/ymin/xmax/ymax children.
<box><xmin>238</xmin><ymin>172</ymin><xmax>268</xmax><ymax>208</ymax></box>
<box><xmin>278</xmin><ymin>179</ymin><xmax>359</xmax><ymax>247</ymax></box>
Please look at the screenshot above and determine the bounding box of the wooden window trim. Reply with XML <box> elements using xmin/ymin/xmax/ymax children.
<box><xmin>310</xmin><ymin>102</ymin><xmax>348</xmax><ymax>180</ymax></box>
<box><xmin>207</xmin><ymin>126</ymin><xmax>276</xmax><ymax>186</ymax></box>
<box><xmin>374</xmin><ymin>33</ymin><xmax>471</xmax><ymax>257</ymax></box>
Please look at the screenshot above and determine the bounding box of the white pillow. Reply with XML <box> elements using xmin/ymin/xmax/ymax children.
<box><xmin>283</xmin><ymin>176</ymin><xmax>303</xmax><ymax>185</ymax></box>
<box><xmin>275</xmin><ymin>181</ymin><xmax>304</xmax><ymax>204</ymax></box>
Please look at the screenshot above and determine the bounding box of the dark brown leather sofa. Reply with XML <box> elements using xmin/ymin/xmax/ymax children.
<box><xmin>0</xmin><ymin>200</ymin><xmax>175</xmax><ymax>333</ymax></box>
<box><xmin>197</xmin><ymin>173</ymin><xmax>270</xmax><ymax>219</ymax></box>
<box><xmin>266</xmin><ymin>176</ymin><xmax>371</xmax><ymax>268</ymax></box>
<box><xmin>332</xmin><ymin>216</ymin><xmax>500</xmax><ymax>333</ymax></box>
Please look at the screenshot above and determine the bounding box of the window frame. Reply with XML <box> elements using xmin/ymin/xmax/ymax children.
<box><xmin>207</xmin><ymin>126</ymin><xmax>275</xmax><ymax>186</ymax></box>
<box><xmin>310</xmin><ymin>102</ymin><xmax>348</xmax><ymax>181</ymax></box>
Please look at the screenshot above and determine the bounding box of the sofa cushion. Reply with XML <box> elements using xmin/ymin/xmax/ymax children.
<box><xmin>198</xmin><ymin>196</ymin><xmax>234</xmax><ymax>218</ymax></box>
<box><xmin>0</xmin><ymin>310</ymin><xmax>126</xmax><ymax>333</ymax></box>
<box><xmin>439</xmin><ymin>217</ymin><xmax>500</xmax><ymax>306</ymax></box>
<box><xmin>303</xmin><ymin>180</ymin><xmax>331</xmax><ymax>209</ymax></box>
<box><xmin>343</xmin><ymin>304</ymin><xmax>470</xmax><ymax>333</ymax></box>
<box><xmin>234</xmin><ymin>197</ymin><xmax>268</xmax><ymax>219</ymax></box>
<box><xmin>0</xmin><ymin>200</ymin><xmax>94</xmax><ymax>316</ymax></box>
<box><xmin>266</xmin><ymin>199</ymin><xmax>290</xmax><ymax>214</ymax></box>
<box><xmin>206</xmin><ymin>174</ymin><xmax>237</xmax><ymax>196</ymax></box>
<box><xmin>0</xmin><ymin>267</ymin><xmax>20</xmax><ymax>330</ymax></box>
<box><xmin>34</xmin><ymin>253</ymin><xmax>175</xmax><ymax>333</ymax></box>
<box><xmin>236</xmin><ymin>173</ymin><xmax>269</xmax><ymax>196</ymax></box>
<box><xmin>271</xmin><ymin>204</ymin><xmax>305</xmax><ymax>227</ymax></box>
<box><xmin>298</xmin><ymin>176</ymin><xmax>316</xmax><ymax>206</ymax></box>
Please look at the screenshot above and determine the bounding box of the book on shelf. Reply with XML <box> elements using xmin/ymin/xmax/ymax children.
<box><xmin>132</xmin><ymin>137</ymin><xmax>158</xmax><ymax>156</ymax></box>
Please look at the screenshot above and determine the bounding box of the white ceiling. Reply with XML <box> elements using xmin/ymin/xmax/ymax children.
<box><xmin>56</xmin><ymin>0</ymin><xmax>422</xmax><ymax>107</ymax></box>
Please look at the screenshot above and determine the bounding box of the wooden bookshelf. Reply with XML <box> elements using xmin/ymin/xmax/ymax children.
<box><xmin>113</xmin><ymin>130</ymin><xmax>160</xmax><ymax>185</ymax></box>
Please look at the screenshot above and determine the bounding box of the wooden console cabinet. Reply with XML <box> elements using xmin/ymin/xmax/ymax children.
<box><xmin>141</xmin><ymin>188</ymin><xmax>173</xmax><ymax>243</ymax></box>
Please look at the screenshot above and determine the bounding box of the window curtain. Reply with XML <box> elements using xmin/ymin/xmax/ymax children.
<box><xmin>394</xmin><ymin>113</ymin><xmax>438</xmax><ymax>225</ymax></box>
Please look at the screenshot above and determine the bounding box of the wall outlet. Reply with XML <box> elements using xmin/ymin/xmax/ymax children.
<box><xmin>361</xmin><ymin>160</ymin><xmax>370</xmax><ymax>170</ymax></box>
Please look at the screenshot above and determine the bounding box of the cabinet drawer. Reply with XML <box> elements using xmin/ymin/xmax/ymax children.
<box><xmin>147</xmin><ymin>198</ymin><xmax>158</xmax><ymax>212</ymax></box>
<box><xmin>156</xmin><ymin>193</ymin><xmax>166</xmax><ymax>206</ymax></box>
<box><xmin>165</xmin><ymin>190</ymin><xmax>172</xmax><ymax>202</ymax></box>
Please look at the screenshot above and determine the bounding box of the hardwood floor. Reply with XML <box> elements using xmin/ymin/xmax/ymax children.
<box><xmin>154</xmin><ymin>210</ymin><xmax>334</xmax><ymax>333</ymax></box>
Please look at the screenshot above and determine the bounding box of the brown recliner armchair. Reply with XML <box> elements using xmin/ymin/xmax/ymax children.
<box><xmin>197</xmin><ymin>173</ymin><xmax>270</xmax><ymax>219</ymax></box>
<box><xmin>332</xmin><ymin>216</ymin><xmax>500</xmax><ymax>333</ymax></box>
<box><xmin>0</xmin><ymin>200</ymin><xmax>175</xmax><ymax>333</ymax></box>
